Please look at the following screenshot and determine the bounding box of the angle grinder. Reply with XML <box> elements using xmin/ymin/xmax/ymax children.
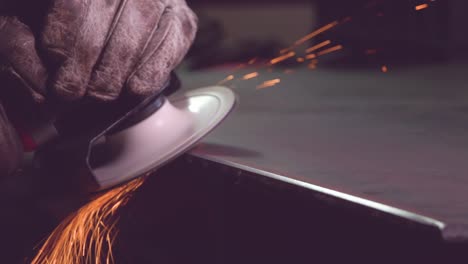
<box><xmin>19</xmin><ymin>74</ymin><xmax>236</xmax><ymax>194</ymax></box>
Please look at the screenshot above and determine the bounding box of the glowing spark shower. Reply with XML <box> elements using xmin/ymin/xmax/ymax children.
<box><xmin>294</xmin><ymin>21</ymin><xmax>339</xmax><ymax>46</ymax></box>
<box><xmin>32</xmin><ymin>178</ymin><xmax>146</xmax><ymax>264</ymax></box>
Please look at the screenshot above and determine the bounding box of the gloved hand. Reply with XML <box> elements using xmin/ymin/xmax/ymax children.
<box><xmin>1</xmin><ymin>0</ymin><xmax>197</xmax><ymax>102</ymax></box>
<box><xmin>41</xmin><ymin>0</ymin><xmax>197</xmax><ymax>101</ymax></box>
<box><xmin>0</xmin><ymin>0</ymin><xmax>198</xmax><ymax>176</ymax></box>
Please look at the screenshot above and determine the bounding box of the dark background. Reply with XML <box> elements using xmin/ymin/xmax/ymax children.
<box><xmin>186</xmin><ymin>0</ymin><xmax>468</xmax><ymax>68</ymax></box>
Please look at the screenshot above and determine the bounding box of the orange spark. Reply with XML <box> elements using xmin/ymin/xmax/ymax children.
<box><xmin>308</xmin><ymin>63</ymin><xmax>317</xmax><ymax>70</ymax></box>
<box><xmin>32</xmin><ymin>178</ymin><xmax>146</xmax><ymax>264</ymax></box>
<box><xmin>279</xmin><ymin>48</ymin><xmax>290</xmax><ymax>54</ymax></box>
<box><xmin>218</xmin><ymin>75</ymin><xmax>235</xmax><ymax>85</ymax></box>
<box><xmin>381</xmin><ymin>65</ymin><xmax>388</xmax><ymax>73</ymax></box>
<box><xmin>317</xmin><ymin>45</ymin><xmax>343</xmax><ymax>57</ymax></box>
<box><xmin>270</xmin><ymin>51</ymin><xmax>296</xmax><ymax>65</ymax></box>
<box><xmin>305</xmin><ymin>53</ymin><xmax>317</xmax><ymax>60</ymax></box>
<box><xmin>248</xmin><ymin>58</ymin><xmax>257</xmax><ymax>65</ymax></box>
<box><xmin>342</xmin><ymin>16</ymin><xmax>353</xmax><ymax>23</ymax></box>
<box><xmin>415</xmin><ymin>4</ymin><xmax>428</xmax><ymax>11</ymax></box>
<box><xmin>296</xmin><ymin>57</ymin><xmax>305</xmax><ymax>63</ymax></box>
<box><xmin>233</xmin><ymin>63</ymin><xmax>246</xmax><ymax>70</ymax></box>
<box><xmin>365</xmin><ymin>49</ymin><xmax>378</xmax><ymax>55</ymax></box>
<box><xmin>295</xmin><ymin>21</ymin><xmax>339</xmax><ymax>46</ymax></box>
<box><xmin>306</xmin><ymin>40</ymin><xmax>332</xmax><ymax>54</ymax></box>
<box><xmin>242</xmin><ymin>72</ymin><xmax>259</xmax><ymax>80</ymax></box>
<box><xmin>257</xmin><ymin>79</ymin><xmax>281</xmax><ymax>90</ymax></box>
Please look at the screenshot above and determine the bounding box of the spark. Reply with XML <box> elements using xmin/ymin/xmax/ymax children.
<box><xmin>233</xmin><ymin>64</ymin><xmax>246</xmax><ymax>70</ymax></box>
<box><xmin>32</xmin><ymin>177</ymin><xmax>146</xmax><ymax>264</ymax></box>
<box><xmin>305</xmin><ymin>53</ymin><xmax>317</xmax><ymax>60</ymax></box>
<box><xmin>365</xmin><ymin>49</ymin><xmax>378</xmax><ymax>55</ymax></box>
<box><xmin>295</xmin><ymin>21</ymin><xmax>339</xmax><ymax>46</ymax></box>
<box><xmin>218</xmin><ymin>75</ymin><xmax>235</xmax><ymax>85</ymax></box>
<box><xmin>279</xmin><ymin>21</ymin><xmax>339</xmax><ymax>54</ymax></box>
<box><xmin>381</xmin><ymin>65</ymin><xmax>388</xmax><ymax>73</ymax></box>
<box><xmin>342</xmin><ymin>16</ymin><xmax>353</xmax><ymax>23</ymax></box>
<box><xmin>415</xmin><ymin>3</ymin><xmax>429</xmax><ymax>11</ymax></box>
<box><xmin>296</xmin><ymin>57</ymin><xmax>305</xmax><ymax>63</ymax></box>
<box><xmin>257</xmin><ymin>79</ymin><xmax>281</xmax><ymax>90</ymax></box>
<box><xmin>308</xmin><ymin>63</ymin><xmax>317</xmax><ymax>70</ymax></box>
<box><xmin>317</xmin><ymin>45</ymin><xmax>343</xmax><ymax>57</ymax></box>
<box><xmin>310</xmin><ymin>59</ymin><xmax>319</xmax><ymax>65</ymax></box>
<box><xmin>242</xmin><ymin>72</ymin><xmax>259</xmax><ymax>80</ymax></box>
<box><xmin>248</xmin><ymin>58</ymin><xmax>257</xmax><ymax>65</ymax></box>
<box><xmin>306</xmin><ymin>40</ymin><xmax>332</xmax><ymax>54</ymax></box>
<box><xmin>270</xmin><ymin>51</ymin><xmax>296</xmax><ymax>65</ymax></box>
<box><xmin>279</xmin><ymin>48</ymin><xmax>290</xmax><ymax>54</ymax></box>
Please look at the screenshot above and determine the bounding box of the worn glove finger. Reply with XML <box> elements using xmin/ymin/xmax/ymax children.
<box><xmin>0</xmin><ymin>16</ymin><xmax>47</xmax><ymax>103</ymax></box>
<box><xmin>86</xmin><ymin>0</ymin><xmax>168</xmax><ymax>100</ymax></box>
<box><xmin>0</xmin><ymin>103</ymin><xmax>23</xmax><ymax>177</ymax></box>
<box><xmin>41</xmin><ymin>0</ymin><xmax>121</xmax><ymax>100</ymax></box>
<box><xmin>126</xmin><ymin>2</ymin><xmax>197</xmax><ymax>96</ymax></box>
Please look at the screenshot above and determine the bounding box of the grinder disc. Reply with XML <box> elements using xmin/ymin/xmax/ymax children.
<box><xmin>91</xmin><ymin>86</ymin><xmax>236</xmax><ymax>191</ymax></box>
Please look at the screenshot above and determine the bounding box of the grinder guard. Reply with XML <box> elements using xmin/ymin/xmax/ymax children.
<box><xmin>33</xmin><ymin>75</ymin><xmax>236</xmax><ymax>194</ymax></box>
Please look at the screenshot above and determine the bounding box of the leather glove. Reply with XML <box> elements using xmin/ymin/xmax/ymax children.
<box><xmin>41</xmin><ymin>0</ymin><xmax>197</xmax><ymax>101</ymax></box>
<box><xmin>1</xmin><ymin>0</ymin><xmax>197</xmax><ymax>103</ymax></box>
<box><xmin>0</xmin><ymin>0</ymin><xmax>198</xmax><ymax>176</ymax></box>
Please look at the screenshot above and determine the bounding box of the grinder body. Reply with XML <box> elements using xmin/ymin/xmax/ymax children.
<box><xmin>23</xmin><ymin>76</ymin><xmax>236</xmax><ymax>194</ymax></box>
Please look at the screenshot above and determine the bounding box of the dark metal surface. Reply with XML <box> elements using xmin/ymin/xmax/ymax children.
<box><xmin>113</xmin><ymin>155</ymin><xmax>465</xmax><ymax>263</ymax></box>
<box><xmin>180</xmin><ymin>64</ymin><xmax>468</xmax><ymax>239</ymax></box>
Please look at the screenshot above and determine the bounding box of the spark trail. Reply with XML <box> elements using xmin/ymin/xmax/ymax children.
<box><xmin>306</xmin><ymin>40</ymin><xmax>332</xmax><ymax>54</ymax></box>
<box><xmin>32</xmin><ymin>177</ymin><xmax>146</xmax><ymax>264</ymax></box>
<box><xmin>257</xmin><ymin>79</ymin><xmax>281</xmax><ymax>89</ymax></box>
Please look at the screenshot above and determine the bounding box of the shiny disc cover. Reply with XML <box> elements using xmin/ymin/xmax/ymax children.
<box><xmin>91</xmin><ymin>86</ymin><xmax>236</xmax><ymax>190</ymax></box>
